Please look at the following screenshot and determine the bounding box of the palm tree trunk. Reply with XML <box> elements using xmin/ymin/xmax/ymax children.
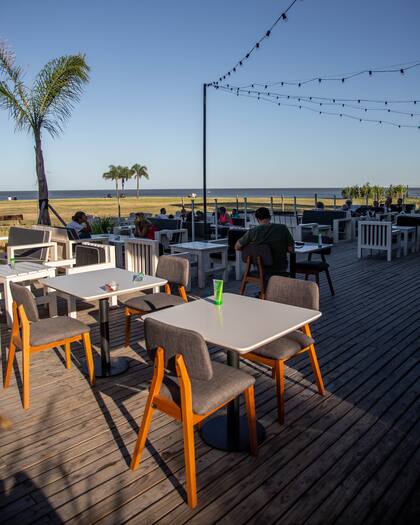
<box><xmin>115</xmin><ymin>179</ymin><xmax>121</xmax><ymax>221</ymax></box>
<box><xmin>34</xmin><ymin>130</ymin><xmax>51</xmax><ymax>225</ymax></box>
<box><xmin>136</xmin><ymin>175</ymin><xmax>139</xmax><ymax>199</ymax></box>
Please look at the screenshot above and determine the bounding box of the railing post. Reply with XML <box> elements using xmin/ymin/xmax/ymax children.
<box><xmin>244</xmin><ymin>197</ymin><xmax>248</xmax><ymax>226</ymax></box>
<box><xmin>214</xmin><ymin>198</ymin><xmax>218</xmax><ymax>240</ymax></box>
<box><xmin>294</xmin><ymin>195</ymin><xmax>297</xmax><ymax>216</ymax></box>
<box><xmin>281</xmin><ymin>194</ymin><xmax>284</xmax><ymax>212</ymax></box>
<box><xmin>236</xmin><ymin>194</ymin><xmax>239</xmax><ymax>210</ymax></box>
<box><xmin>270</xmin><ymin>196</ymin><xmax>274</xmax><ymax>217</ymax></box>
<box><xmin>334</xmin><ymin>195</ymin><xmax>337</xmax><ymax>210</ymax></box>
<box><xmin>314</xmin><ymin>193</ymin><xmax>318</xmax><ymax>207</ymax></box>
<box><xmin>191</xmin><ymin>199</ymin><xmax>195</xmax><ymax>242</ymax></box>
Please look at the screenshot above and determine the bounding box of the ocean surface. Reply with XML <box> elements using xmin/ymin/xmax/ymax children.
<box><xmin>1</xmin><ymin>187</ymin><xmax>419</xmax><ymax>201</ymax></box>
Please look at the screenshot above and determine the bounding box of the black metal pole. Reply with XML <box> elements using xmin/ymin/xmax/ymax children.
<box><xmin>203</xmin><ymin>83</ymin><xmax>208</xmax><ymax>240</ymax></box>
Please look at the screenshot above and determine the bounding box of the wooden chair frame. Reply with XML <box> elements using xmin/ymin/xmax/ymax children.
<box><xmin>296</xmin><ymin>252</ymin><xmax>335</xmax><ymax>296</ymax></box>
<box><xmin>124</xmin><ymin>282</ymin><xmax>188</xmax><ymax>347</ymax></box>
<box><xmin>240</xmin><ymin>255</ymin><xmax>266</xmax><ymax>299</ymax></box>
<box><xmin>130</xmin><ymin>347</ymin><xmax>257</xmax><ymax>508</ymax></box>
<box><xmin>242</xmin><ymin>323</ymin><xmax>324</xmax><ymax>423</ymax></box>
<box><xmin>4</xmin><ymin>302</ymin><xmax>95</xmax><ymax>409</ymax></box>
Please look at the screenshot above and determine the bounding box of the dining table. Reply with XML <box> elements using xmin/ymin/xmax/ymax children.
<box><xmin>145</xmin><ymin>292</ymin><xmax>321</xmax><ymax>451</ymax></box>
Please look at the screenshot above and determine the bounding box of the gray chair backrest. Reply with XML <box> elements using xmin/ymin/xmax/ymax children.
<box><xmin>144</xmin><ymin>318</ymin><xmax>213</xmax><ymax>381</ymax></box>
<box><xmin>266</xmin><ymin>276</ymin><xmax>319</xmax><ymax>310</ymax></box>
<box><xmin>8</xmin><ymin>226</ymin><xmax>51</xmax><ymax>261</ymax></box>
<box><xmin>10</xmin><ymin>282</ymin><xmax>39</xmax><ymax>323</ymax></box>
<box><xmin>156</xmin><ymin>255</ymin><xmax>189</xmax><ymax>287</ymax></box>
<box><xmin>241</xmin><ymin>244</ymin><xmax>273</xmax><ymax>266</ymax></box>
<box><xmin>302</xmin><ymin>210</ymin><xmax>346</xmax><ymax>226</ymax></box>
<box><xmin>149</xmin><ymin>218</ymin><xmax>182</xmax><ymax>231</ymax></box>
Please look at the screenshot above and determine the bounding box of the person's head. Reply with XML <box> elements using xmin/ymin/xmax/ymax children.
<box><xmin>196</xmin><ymin>210</ymin><xmax>204</xmax><ymax>219</ymax></box>
<box><xmin>135</xmin><ymin>212</ymin><xmax>146</xmax><ymax>223</ymax></box>
<box><xmin>316</xmin><ymin>201</ymin><xmax>325</xmax><ymax>210</ymax></box>
<box><xmin>373</xmin><ymin>200</ymin><xmax>379</xmax><ymax>208</ymax></box>
<box><xmin>181</xmin><ymin>206</ymin><xmax>186</xmax><ymax>212</ymax></box>
<box><xmin>168</xmin><ymin>214</ymin><xmax>174</xmax><ymax>219</ymax></box>
<box><xmin>255</xmin><ymin>207</ymin><xmax>271</xmax><ymax>224</ymax></box>
<box><xmin>397</xmin><ymin>197</ymin><xmax>403</xmax><ymax>205</ymax></box>
<box><xmin>160</xmin><ymin>208</ymin><xmax>166</xmax><ymax>215</ymax></box>
<box><xmin>345</xmin><ymin>199</ymin><xmax>352</xmax><ymax>208</ymax></box>
<box><xmin>72</xmin><ymin>211</ymin><xmax>87</xmax><ymax>224</ymax></box>
<box><xmin>219</xmin><ymin>206</ymin><xmax>227</xmax><ymax>215</ymax></box>
<box><xmin>385</xmin><ymin>196</ymin><xmax>392</xmax><ymax>206</ymax></box>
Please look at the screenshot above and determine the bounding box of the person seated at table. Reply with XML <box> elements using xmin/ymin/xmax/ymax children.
<box><xmin>134</xmin><ymin>213</ymin><xmax>157</xmax><ymax>240</ymax></box>
<box><xmin>392</xmin><ymin>197</ymin><xmax>404</xmax><ymax>213</ymax></box>
<box><xmin>196</xmin><ymin>210</ymin><xmax>204</xmax><ymax>221</ymax></box>
<box><xmin>384</xmin><ymin>196</ymin><xmax>392</xmax><ymax>211</ymax></box>
<box><xmin>179</xmin><ymin>206</ymin><xmax>187</xmax><ymax>220</ymax></box>
<box><xmin>315</xmin><ymin>201</ymin><xmax>325</xmax><ymax>210</ymax></box>
<box><xmin>231</xmin><ymin>208</ymin><xmax>240</xmax><ymax>219</ymax></box>
<box><xmin>66</xmin><ymin>211</ymin><xmax>92</xmax><ymax>239</ymax></box>
<box><xmin>218</xmin><ymin>207</ymin><xmax>232</xmax><ymax>225</ymax></box>
<box><xmin>235</xmin><ymin>207</ymin><xmax>294</xmax><ymax>277</ymax></box>
<box><xmin>156</xmin><ymin>208</ymin><xmax>168</xmax><ymax>219</ymax></box>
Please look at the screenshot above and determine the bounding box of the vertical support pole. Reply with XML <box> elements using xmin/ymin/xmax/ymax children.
<box><xmin>203</xmin><ymin>83</ymin><xmax>208</xmax><ymax>240</ymax></box>
<box><xmin>214</xmin><ymin>198</ymin><xmax>218</xmax><ymax>240</ymax></box>
<box><xmin>270</xmin><ymin>196</ymin><xmax>274</xmax><ymax>217</ymax></box>
<box><xmin>236</xmin><ymin>194</ymin><xmax>239</xmax><ymax>210</ymax></box>
<box><xmin>334</xmin><ymin>195</ymin><xmax>337</xmax><ymax>209</ymax></box>
<box><xmin>294</xmin><ymin>195</ymin><xmax>297</xmax><ymax>216</ymax></box>
<box><xmin>191</xmin><ymin>199</ymin><xmax>195</xmax><ymax>242</ymax></box>
<box><xmin>314</xmin><ymin>193</ymin><xmax>318</xmax><ymax>207</ymax></box>
<box><xmin>281</xmin><ymin>194</ymin><xmax>284</xmax><ymax>212</ymax></box>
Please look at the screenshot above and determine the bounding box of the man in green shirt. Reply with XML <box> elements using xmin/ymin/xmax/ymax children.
<box><xmin>235</xmin><ymin>207</ymin><xmax>294</xmax><ymax>276</ymax></box>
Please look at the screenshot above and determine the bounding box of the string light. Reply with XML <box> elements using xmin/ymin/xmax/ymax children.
<box><xmin>216</xmin><ymin>88</ymin><xmax>420</xmax><ymax>130</ymax></box>
<box><xmin>215</xmin><ymin>84</ymin><xmax>420</xmax><ymax>116</ymax></box>
<box><xmin>234</xmin><ymin>60</ymin><xmax>420</xmax><ymax>88</ymax></box>
<box><xmin>208</xmin><ymin>0</ymin><xmax>300</xmax><ymax>87</ymax></box>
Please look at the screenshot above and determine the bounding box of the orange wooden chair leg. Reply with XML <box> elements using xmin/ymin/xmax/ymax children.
<box><xmin>22</xmin><ymin>347</ymin><xmax>30</xmax><ymax>410</ymax></box>
<box><xmin>271</xmin><ymin>367</ymin><xmax>276</xmax><ymax>379</ymax></box>
<box><xmin>182</xmin><ymin>406</ymin><xmax>197</xmax><ymax>508</ymax></box>
<box><xmin>64</xmin><ymin>341</ymin><xmax>71</xmax><ymax>369</ymax></box>
<box><xmin>179</xmin><ymin>285</ymin><xmax>188</xmax><ymax>302</ymax></box>
<box><xmin>308</xmin><ymin>346</ymin><xmax>325</xmax><ymax>396</ymax></box>
<box><xmin>4</xmin><ymin>342</ymin><xmax>16</xmax><ymax>388</ymax></box>
<box><xmin>124</xmin><ymin>310</ymin><xmax>132</xmax><ymax>347</ymax></box>
<box><xmin>130</xmin><ymin>392</ymin><xmax>155</xmax><ymax>471</ymax></box>
<box><xmin>275</xmin><ymin>360</ymin><xmax>285</xmax><ymax>424</ymax></box>
<box><xmin>244</xmin><ymin>385</ymin><xmax>258</xmax><ymax>456</ymax></box>
<box><xmin>82</xmin><ymin>332</ymin><xmax>95</xmax><ymax>386</ymax></box>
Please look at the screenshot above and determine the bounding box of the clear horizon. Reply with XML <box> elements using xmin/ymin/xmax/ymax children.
<box><xmin>1</xmin><ymin>0</ymin><xmax>419</xmax><ymax>191</ymax></box>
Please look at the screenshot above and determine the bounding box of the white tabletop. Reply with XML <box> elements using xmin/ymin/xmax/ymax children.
<box><xmin>294</xmin><ymin>242</ymin><xmax>332</xmax><ymax>254</ymax></box>
<box><xmin>145</xmin><ymin>292</ymin><xmax>321</xmax><ymax>354</ymax></box>
<box><xmin>172</xmin><ymin>242</ymin><xmax>228</xmax><ymax>251</ymax></box>
<box><xmin>42</xmin><ymin>268</ymin><xmax>167</xmax><ymax>301</ymax></box>
<box><xmin>0</xmin><ymin>262</ymin><xmax>52</xmax><ymax>278</ymax></box>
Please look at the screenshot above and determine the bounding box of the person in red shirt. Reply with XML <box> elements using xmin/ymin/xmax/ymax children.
<box><xmin>218</xmin><ymin>206</ymin><xmax>232</xmax><ymax>225</ymax></box>
<box><xmin>134</xmin><ymin>213</ymin><xmax>157</xmax><ymax>240</ymax></box>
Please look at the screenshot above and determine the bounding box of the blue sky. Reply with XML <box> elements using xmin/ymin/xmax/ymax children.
<box><xmin>1</xmin><ymin>0</ymin><xmax>419</xmax><ymax>191</ymax></box>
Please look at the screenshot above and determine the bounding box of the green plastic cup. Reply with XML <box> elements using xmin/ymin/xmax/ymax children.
<box><xmin>213</xmin><ymin>279</ymin><xmax>224</xmax><ymax>305</ymax></box>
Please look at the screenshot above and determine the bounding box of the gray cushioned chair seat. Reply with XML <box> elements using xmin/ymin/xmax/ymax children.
<box><xmin>123</xmin><ymin>292</ymin><xmax>185</xmax><ymax>312</ymax></box>
<box><xmin>158</xmin><ymin>361</ymin><xmax>255</xmax><ymax>415</ymax></box>
<box><xmin>251</xmin><ymin>330</ymin><xmax>313</xmax><ymax>361</ymax></box>
<box><xmin>30</xmin><ymin>317</ymin><xmax>90</xmax><ymax>347</ymax></box>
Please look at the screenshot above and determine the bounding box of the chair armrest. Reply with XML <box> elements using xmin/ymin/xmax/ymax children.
<box><xmin>7</xmin><ymin>241</ymin><xmax>58</xmax><ymax>262</ymax></box>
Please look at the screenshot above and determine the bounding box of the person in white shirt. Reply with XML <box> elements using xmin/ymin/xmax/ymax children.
<box><xmin>67</xmin><ymin>211</ymin><xmax>92</xmax><ymax>239</ymax></box>
<box><xmin>156</xmin><ymin>207</ymin><xmax>168</xmax><ymax>219</ymax></box>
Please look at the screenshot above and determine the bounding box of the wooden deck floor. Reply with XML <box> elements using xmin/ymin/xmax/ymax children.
<box><xmin>0</xmin><ymin>241</ymin><xmax>419</xmax><ymax>524</ymax></box>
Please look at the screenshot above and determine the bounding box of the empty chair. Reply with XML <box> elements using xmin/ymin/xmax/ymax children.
<box><xmin>241</xmin><ymin>276</ymin><xmax>325</xmax><ymax>423</ymax></box>
<box><xmin>4</xmin><ymin>283</ymin><xmax>95</xmax><ymax>409</ymax></box>
<box><xmin>358</xmin><ymin>221</ymin><xmax>401</xmax><ymax>262</ymax></box>
<box><xmin>294</xmin><ymin>245</ymin><xmax>335</xmax><ymax>296</ymax></box>
<box><xmin>130</xmin><ymin>318</ymin><xmax>257</xmax><ymax>508</ymax></box>
<box><xmin>239</xmin><ymin>244</ymin><xmax>273</xmax><ymax>299</ymax></box>
<box><xmin>122</xmin><ymin>255</ymin><xmax>189</xmax><ymax>346</ymax></box>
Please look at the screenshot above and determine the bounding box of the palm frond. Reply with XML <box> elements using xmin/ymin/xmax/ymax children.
<box><xmin>32</xmin><ymin>54</ymin><xmax>90</xmax><ymax>136</ymax></box>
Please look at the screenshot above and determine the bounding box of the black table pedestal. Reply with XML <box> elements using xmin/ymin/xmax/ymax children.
<box><xmin>200</xmin><ymin>350</ymin><xmax>266</xmax><ymax>452</ymax></box>
<box><xmin>82</xmin><ymin>297</ymin><xmax>129</xmax><ymax>378</ymax></box>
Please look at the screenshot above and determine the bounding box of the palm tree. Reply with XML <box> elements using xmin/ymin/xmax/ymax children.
<box><xmin>0</xmin><ymin>42</ymin><xmax>89</xmax><ymax>224</ymax></box>
<box><xmin>119</xmin><ymin>165</ymin><xmax>133</xmax><ymax>194</ymax></box>
<box><xmin>131</xmin><ymin>164</ymin><xmax>149</xmax><ymax>198</ymax></box>
<box><xmin>103</xmin><ymin>165</ymin><xmax>122</xmax><ymax>219</ymax></box>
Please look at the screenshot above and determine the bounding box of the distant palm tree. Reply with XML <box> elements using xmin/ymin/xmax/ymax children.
<box><xmin>103</xmin><ymin>165</ymin><xmax>122</xmax><ymax>219</ymax></box>
<box><xmin>131</xmin><ymin>164</ymin><xmax>149</xmax><ymax>198</ymax></box>
<box><xmin>0</xmin><ymin>42</ymin><xmax>89</xmax><ymax>224</ymax></box>
<box><xmin>119</xmin><ymin>165</ymin><xmax>133</xmax><ymax>194</ymax></box>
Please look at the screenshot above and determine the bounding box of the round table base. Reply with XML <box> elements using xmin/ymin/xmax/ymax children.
<box><xmin>200</xmin><ymin>415</ymin><xmax>266</xmax><ymax>452</ymax></box>
<box><xmin>82</xmin><ymin>356</ymin><xmax>129</xmax><ymax>378</ymax></box>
